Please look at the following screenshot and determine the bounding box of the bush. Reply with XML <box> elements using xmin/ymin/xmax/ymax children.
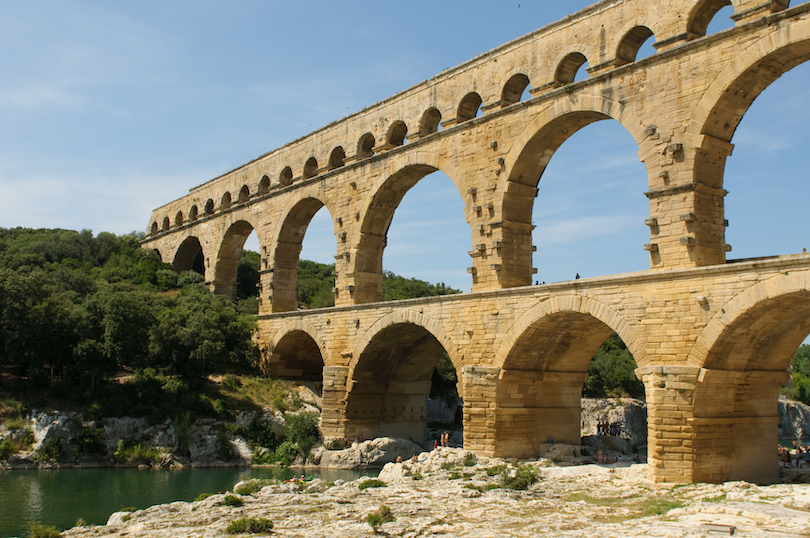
<box><xmin>27</xmin><ymin>523</ymin><xmax>61</xmax><ymax>538</ymax></box>
<box><xmin>485</xmin><ymin>464</ymin><xmax>507</xmax><ymax>476</ymax></box>
<box><xmin>283</xmin><ymin>412</ymin><xmax>320</xmax><ymax>454</ymax></box>
<box><xmin>73</xmin><ymin>425</ymin><xmax>106</xmax><ymax>456</ymax></box>
<box><xmin>36</xmin><ymin>437</ymin><xmax>63</xmax><ymax>461</ymax></box>
<box><xmin>194</xmin><ymin>492</ymin><xmax>213</xmax><ymax>501</ymax></box>
<box><xmin>462</xmin><ymin>452</ymin><xmax>477</xmax><ymax>467</ymax></box>
<box><xmin>222</xmin><ymin>494</ymin><xmax>244</xmax><ymax>507</ymax></box>
<box><xmin>324</xmin><ymin>438</ymin><xmax>347</xmax><ymax>450</ymax></box>
<box><xmin>246</xmin><ymin>416</ymin><xmax>277</xmax><ymax>450</ymax></box>
<box><xmin>0</xmin><ymin>437</ymin><xmax>16</xmax><ymax>459</ymax></box>
<box><xmin>113</xmin><ymin>440</ymin><xmax>160</xmax><ymax>464</ymax></box>
<box><xmin>225</xmin><ymin>517</ymin><xmax>274</xmax><ymax>534</ymax></box>
<box><xmin>358</xmin><ymin>479</ymin><xmax>387</xmax><ymax>491</ymax></box>
<box><xmin>366</xmin><ymin>505</ymin><xmax>395</xmax><ymax>531</ymax></box>
<box><xmin>500</xmin><ymin>466</ymin><xmax>539</xmax><ymax>490</ymax></box>
<box><xmin>216</xmin><ymin>429</ymin><xmax>234</xmax><ymax>461</ymax></box>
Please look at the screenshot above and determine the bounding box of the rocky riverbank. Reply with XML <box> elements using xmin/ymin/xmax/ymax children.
<box><xmin>61</xmin><ymin>448</ymin><xmax>810</xmax><ymax>538</ymax></box>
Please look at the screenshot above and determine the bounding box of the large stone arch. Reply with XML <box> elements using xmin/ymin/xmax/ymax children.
<box><xmin>684</xmin><ymin>270</ymin><xmax>810</xmax><ymax>484</ymax></box>
<box><xmin>497</xmin><ymin>96</ymin><xmax>652</xmax><ymax>287</ymax></box>
<box><xmin>495</xmin><ymin>294</ymin><xmax>643</xmax><ymax>369</ymax></box>
<box><xmin>260</xmin><ymin>319</ymin><xmax>330</xmax><ymax>380</ymax></box>
<box><xmin>342</xmin><ymin>311</ymin><xmax>462</xmax><ymax>445</ymax></box>
<box><xmin>688</xmin><ymin>17</ymin><xmax>810</xmax><ymax>187</ymax></box>
<box><xmin>350</xmin><ymin>310</ymin><xmax>463</xmax><ymax>385</ymax></box>
<box><xmin>268</xmin><ymin>189</ymin><xmax>339</xmax><ymax>312</ymax></box>
<box><xmin>487</xmin><ymin>294</ymin><xmax>642</xmax><ymax>458</ymax></box>
<box><xmin>210</xmin><ymin>218</ymin><xmax>262</xmax><ymax>298</ymax></box>
<box><xmin>172</xmin><ymin>235</ymin><xmax>206</xmax><ymax>276</ymax></box>
<box><xmin>351</xmin><ymin>150</ymin><xmax>470</xmax><ymax>304</ymax></box>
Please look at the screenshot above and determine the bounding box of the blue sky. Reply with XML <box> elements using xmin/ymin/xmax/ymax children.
<box><xmin>1</xmin><ymin>2</ymin><xmax>808</xmax><ymax>292</ymax></box>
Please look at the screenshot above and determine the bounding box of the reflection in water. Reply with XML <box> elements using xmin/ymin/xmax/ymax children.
<box><xmin>0</xmin><ymin>467</ymin><xmax>376</xmax><ymax>538</ymax></box>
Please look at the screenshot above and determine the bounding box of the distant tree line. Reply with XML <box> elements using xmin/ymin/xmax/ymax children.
<box><xmin>0</xmin><ymin>228</ymin><xmax>257</xmax><ymax>393</ymax></box>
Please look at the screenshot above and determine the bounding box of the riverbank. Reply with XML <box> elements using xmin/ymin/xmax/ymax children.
<box><xmin>60</xmin><ymin>448</ymin><xmax>810</xmax><ymax>538</ymax></box>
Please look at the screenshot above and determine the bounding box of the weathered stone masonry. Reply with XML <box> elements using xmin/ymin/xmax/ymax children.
<box><xmin>143</xmin><ymin>0</ymin><xmax>810</xmax><ymax>483</ymax></box>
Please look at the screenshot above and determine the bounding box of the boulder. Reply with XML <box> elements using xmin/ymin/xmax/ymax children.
<box><xmin>319</xmin><ymin>437</ymin><xmax>424</xmax><ymax>469</ymax></box>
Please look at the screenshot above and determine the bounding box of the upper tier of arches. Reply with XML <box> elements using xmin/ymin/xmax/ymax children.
<box><xmin>147</xmin><ymin>0</ymin><xmax>793</xmax><ymax>237</ymax></box>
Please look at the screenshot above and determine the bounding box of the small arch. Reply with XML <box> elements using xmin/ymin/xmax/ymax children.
<box><xmin>279</xmin><ymin>166</ymin><xmax>293</xmax><ymax>186</ymax></box>
<box><xmin>555</xmin><ymin>52</ymin><xmax>589</xmax><ymax>85</ymax></box>
<box><xmin>357</xmin><ymin>133</ymin><xmax>376</xmax><ymax>159</ymax></box>
<box><xmin>221</xmin><ymin>192</ymin><xmax>232</xmax><ymax>210</ymax></box>
<box><xmin>615</xmin><ymin>26</ymin><xmax>655</xmax><ymax>66</ymax></box>
<box><xmin>501</xmin><ymin>73</ymin><xmax>531</xmax><ymax>106</ymax></box>
<box><xmin>328</xmin><ymin>147</ymin><xmax>346</xmax><ymax>170</ymax></box>
<box><xmin>258</xmin><ymin>175</ymin><xmax>271</xmax><ymax>194</ymax></box>
<box><xmin>189</xmin><ymin>205</ymin><xmax>199</xmax><ymax>221</ymax></box>
<box><xmin>238</xmin><ymin>185</ymin><xmax>250</xmax><ymax>203</ymax></box>
<box><xmin>175</xmin><ymin>211</ymin><xmax>184</xmax><ymax>227</ymax></box>
<box><xmin>457</xmin><ymin>92</ymin><xmax>482</xmax><ymax>122</ymax></box>
<box><xmin>303</xmin><ymin>157</ymin><xmax>318</xmax><ymax>178</ymax></box>
<box><xmin>204</xmin><ymin>199</ymin><xmax>215</xmax><ymax>215</ymax></box>
<box><xmin>386</xmin><ymin>120</ymin><xmax>408</xmax><ymax>147</ymax></box>
<box><xmin>420</xmin><ymin>107</ymin><xmax>442</xmax><ymax>135</ymax></box>
<box><xmin>150</xmin><ymin>221</ymin><xmax>159</xmax><ymax>235</ymax></box>
<box><xmin>688</xmin><ymin>0</ymin><xmax>732</xmax><ymax>38</ymax></box>
<box><xmin>161</xmin><ymin>216</ymin><xmax>170</xmax><ymax>232</ymax></box>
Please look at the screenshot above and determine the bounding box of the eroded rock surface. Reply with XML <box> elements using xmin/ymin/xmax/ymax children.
<box><xmin>62</xmin><ymin>448</ymin><xmax>810</xmax><ymax>538</ymax></box>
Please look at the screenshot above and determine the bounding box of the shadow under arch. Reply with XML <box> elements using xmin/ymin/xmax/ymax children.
<box><xmin>270</xmin><ymin>195</ymin><xmax>337</xmax><ymax>312</ymax></box>
<box><xmin>499</xmin><ymin>96</ymin><xmax>650</xmax><ymax>287</ymax></box>
<box><xmin>352</xmin><ymin>150</ymin><xmax>469</xmax><ymax>303</ymax></box>
<box><xmin>262</xmin><ymin>319</ymin><xmax>330</xmax><ymax>382</ymax></box>
<box><xmin>344</xmin><ymin>319</ymin><xmax>460</xmax><ymax>446</ymax></box>
<box><xmin>489</xmin><ymin>295</ymin><xmax>641</xmax><ymax>457</ymax></box>
<box><xmin>211</xmin><ymin>219</ymin><xmax>260</xmax><ymax>299</ymax></box>
<box><xmin>173</xmin><ymin>236</ymin><xmax>206</xmax><ymax>276</ymax></box>
<box><xmin>684</xmin><ymin>271</ymin><xmax>810</xmax><ymax>484</ymax></box>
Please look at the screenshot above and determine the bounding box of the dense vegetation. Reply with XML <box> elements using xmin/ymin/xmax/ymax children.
<box><xmin>784</xmin><ymin>344</ymin><xmax>810</xmax><ymax>405</ymax></box>
<box><xmin>0</xmin><ymin>228</ymin><xmax>258</xmax><ymax>417</ymax></box>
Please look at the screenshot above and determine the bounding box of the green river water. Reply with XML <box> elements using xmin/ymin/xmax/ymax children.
<box><xmin>0</xmin><ymin>467</ymin><xmax>376</xmax><ymax>538</ymax></box>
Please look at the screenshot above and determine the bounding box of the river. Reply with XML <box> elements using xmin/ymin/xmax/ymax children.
<box><xmin>0</xmin><ymin>467</ymin><xmax>377</xmax><ymax>538</ymax></box>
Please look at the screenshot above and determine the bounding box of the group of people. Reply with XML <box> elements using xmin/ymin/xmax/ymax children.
<box><xmin>597</xmin><ymin>421</ymin><xmax>622</xmax><ymax>437</ymax></box>
<box><xmin>433</xmin><ymin>431</ymin><xmax>451</xmax><ymax>450</ymax></box>
<box><xmin>779</xmin><ymin>444</ymin><xmax>810</xmax><ymax>468</ymax></box>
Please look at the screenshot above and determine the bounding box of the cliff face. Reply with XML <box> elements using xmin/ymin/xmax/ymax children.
<box><xmin>778</xmin><ymin>397</ymin><xmax>810</xmax><ymax>441</ymax></box>
<box><xmin>580</xmin><ymin>398</ymin><xmax>648</xmax><ymax>449</ymax></box>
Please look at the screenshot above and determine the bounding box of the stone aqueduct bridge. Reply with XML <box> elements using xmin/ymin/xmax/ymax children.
<box><xmin>142</xmin><ymin>0</ymin><xmax>810</xmax><ymax>484</ymax></box>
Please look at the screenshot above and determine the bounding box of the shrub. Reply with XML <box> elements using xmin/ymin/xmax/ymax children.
<box><xmin>324</xmin><ymin>438</ymin><xmax>347</xmax><ymax>450</ymax></box>
<box><xmin>74</xmin><ymin>425</ymin><xmax>106</xmax><ymax>456</ymax></box>
<box><xmin>113</xmin><ymin>440</ymin><xmax>161</xmax><ymax>464</ymax></box>
<box><xmin>366</xmin><ymin>505</ymin><xmax>395</xmax><ymax>531</ymax></box>
<box><xmin>194</xmin><ymin>492</ymin><xmax>213</xmax><ymax>502</ymax></box>
<box><xmin>485</xmin><ymin>464</ymin><xmax>507</xmax><ymax>476</ymax></box>
<box><xmin>36</xmin><ymin>437</ymin><xmax>63</xmax><ymax>462</ymax></box>
<box><xmin>412</xmin><ymin>472</ymin><xmax>423</xmax><ymax>481</ymax></box>
<box><xmin>222</xmin><ymin>494</ymin><xmax>244</xmax><ymax>507</ymax></box>
<box><xmin>462</xmin><ymin>452</ymin><xmax>477</xmax><ymax>467</ymax></box>
<box><xmin>499</xmin><ymin>466</ymin><xmax>539</xmax><ymax>490</ymax></box>
<box><xmin>225</xmin><ymin>517</ymin><xmax>274</xmax><ymax>534</ymax></box>
<box><xmin>0</xmin><ymin>437</ymin><xmax>16</xmax><ymax>459</ymax></box>
<box><xmin>358</xmin><ymin>479</ymin><xmax>387</xmax><ymax>491</ymax></box>
<box><xmin>27</xmin><ymin>523</ymin><xmax>61</xmax><ymax>538</ymax></box>
<box><xmin>217</xmin><ymin>429</ymin><xmax>234</xmax><ymax>461</ymax></box>
<box><xmin>3</xmin><ymin>417</ymin><xmax>25</xmax><ymax>430</ymax></box>
<box><xmin>283</xmin><ymin>412</ymin><xmax>320</xmax><ymax>454</ymax></box>
<box><xmin>234</xmin><ymin>478</ymin><xmax>274</xmax><ymax>496</ymax></box>
<box><xmin>246</xmin><ymin>416</ymin><xmax>277</xmax><ymax>450</ymax></box>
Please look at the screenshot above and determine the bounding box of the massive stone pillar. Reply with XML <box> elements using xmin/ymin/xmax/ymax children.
<box><xmin>320</xmin><ymin>366</ymin><xmax>349</xmax><ymax>440</ymax></box>
<box><xmin>462</xmin><ymin>366</ymin><xmax>586</xmax><ymax>458</ymax></box>
<box><xmin>636</xmin><ymin>366</ymin><xmax>701</xmax><ymax>483</ymax></box>
<box><xmin>461</xmin><ymin>366</ymin><xmax>500</xmax><ymax>455</ymax></box>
